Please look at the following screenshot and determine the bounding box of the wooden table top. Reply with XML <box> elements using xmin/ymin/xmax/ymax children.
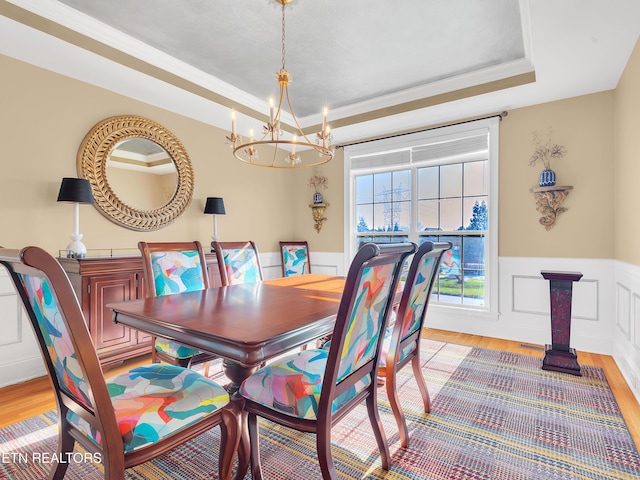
<box><xmin>108</xmin><ymin>274</ymin><xmax>344</xmax><ymax>366</ymax></box>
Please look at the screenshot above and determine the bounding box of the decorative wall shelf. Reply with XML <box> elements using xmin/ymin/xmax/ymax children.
<box><xmin>529</xmin><ymin>185</ymin><xmax>573</xmax><ymax>230</ymax></box>
<box><xmin>309</xmin><ymin>202</ymin><xmax>329</xmax><ymax>233</ymax></box>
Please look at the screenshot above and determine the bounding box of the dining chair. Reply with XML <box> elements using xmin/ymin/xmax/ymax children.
<box><xmin>211</xmin><ymin>240</ymin><xmax>263</xmax><ymax>286</ymax></box>
<box><xmin>0</xmin><ymin>246</ymin><xmax>240</xmax><ymax>479</ymax></box>
<box><xmin>138</xmin><ymin>241</ymin><xmax>218</xmax><ymax>375</ymax></box>
<box><xmin>239</xmin><ymin>241</ymin><xmax>417</xmax><ymax>479</ymax></box>
<box><xmin>279</xmin><ymin>240</ymin><xmax>311</xmax><ymax>277</ymax></box>
<box><xmin>378</xmin><ymin>241</ymin><xmax>451</xmax><ymax>448</ymax></box>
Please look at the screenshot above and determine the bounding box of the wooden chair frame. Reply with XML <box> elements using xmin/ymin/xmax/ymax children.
<box><xmin>0</xmin><ymin>246</ymin><xmax>240</xmax><ymax>479</ymax></box>
<box><xmin>378</xmin><ymin>241</ymin><xmax>451</xmax><ymax>448</ymax></box>
<box><xmin>279</xmin><ymin>240</ymin><xmax>311</xmax><ymax>277</ymax></box>
<box><xmin>240</xmin><ymin>242</ymin><xmax>416</xmax><ymax>479</ymax></box>
<box><xmin>138</xmin><ymin>241</ymin><xmax>218</xmax><ymax>370</ymax></box>
<box><xmin>211</xmin><ymin>240</ymin><xmax>264</xmax><ymax>286</ymax></box>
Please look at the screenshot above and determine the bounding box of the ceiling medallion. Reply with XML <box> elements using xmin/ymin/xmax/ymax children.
<box><xmin>225</xmin><ymin>0</ymin><xmax>334</xmax><ymax>168</ymax></box>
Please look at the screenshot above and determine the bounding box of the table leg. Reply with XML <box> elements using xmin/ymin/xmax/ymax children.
<box><xmin>222</xmin><ymin>359</ymin><xmax>258</xmax><ymax>480</ymax></box>
<box><xmin>222</xmin><ymin>359</ymin><xmax>259</xmax><ymax>394</ymax></box>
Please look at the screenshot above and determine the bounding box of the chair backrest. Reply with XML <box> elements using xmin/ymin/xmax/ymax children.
<box><xmin>320</xmin><ymin>242</ymin><xmax>416</xmax><ymax>414</ymax></box>
<box><xmin>0</xmin><ymin>246</ymin><xmax>122</xmax><ymax>447</ymax></box>
<box><xmin>211</xmin><ymin>241</ymin><xmax>263</xmax><ymax>286</ymax></box>
<box><xmin>392</xmin><ymin>241</ymin><xmax>451</xmax><ymax>349</ymax></box>
<box><xmin>279</xmin><ymin>241</ymin><xmax>311</xmax><ymax>277</ymax></box>
<box><xmin>138</xmin><ymin>241</ymin><xmax>210</xmax><ymax>298</ymax></box>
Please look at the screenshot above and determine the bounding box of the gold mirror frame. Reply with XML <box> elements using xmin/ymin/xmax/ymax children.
<box><xmin>77</xmin><ymin>115</ymin><xmax>194</xmax><ymax>231</ymax></box>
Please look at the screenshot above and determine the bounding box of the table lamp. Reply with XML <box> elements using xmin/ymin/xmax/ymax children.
<box><xmin>57</xmin><ymin>177</ymin><xmax>94</xmax><ymax>258</ymax></box>
<box><xmin>204</xmin><ymin>197</ymin><xmax>226</xmax><ymax>241</ymax></box>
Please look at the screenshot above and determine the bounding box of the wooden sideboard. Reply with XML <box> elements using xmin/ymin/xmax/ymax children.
<box><xmin>59</xmin><ymin>254</ymin><xmax>222</xmax><ymax>369</ymax></box>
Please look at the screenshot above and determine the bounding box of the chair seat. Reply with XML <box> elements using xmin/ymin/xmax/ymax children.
<box><xmin>240</xmin><ymin>349</ymin><xmax>371</xmax><ymax>420</ymax></box>
<box><xmin>155</xmin><ymin>337</ymin><xmax>203</xmax><ymax>359</ymax></box>
<box><xmin>68</xmin><ymin>364</ymin><xmax>229</xmax><ymax>453</ymax></box>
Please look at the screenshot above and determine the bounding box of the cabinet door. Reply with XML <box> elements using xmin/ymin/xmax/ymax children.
<box><xmin>89</xmin><ymin>273</ymin><xmax>138</xmax><ymax>356</ymax></box>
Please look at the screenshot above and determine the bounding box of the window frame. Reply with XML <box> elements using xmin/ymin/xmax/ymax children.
<box><xmin>343</xmin><ymin>118</ymin><xmax>499</xmax><ymax>316</ymax></box>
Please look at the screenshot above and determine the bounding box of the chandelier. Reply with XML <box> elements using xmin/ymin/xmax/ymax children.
<box><xmin>225</xmin><ymin>0</ymin><xmax>334</xmax><ymax>168</ymax></box>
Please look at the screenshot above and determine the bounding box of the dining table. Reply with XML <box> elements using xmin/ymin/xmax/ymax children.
<box><xmin>108</xmin><ymin>273</ymin><xmax>345</xmax><ymax>393</ymax></box>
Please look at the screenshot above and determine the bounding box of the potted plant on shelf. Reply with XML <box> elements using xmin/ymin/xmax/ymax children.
<box><xmin>308</xmin><ymin>169</ymin><xmax>328</xmax><ymax>204</ymax></box>
<box><xmin>529</xmin><ymin>127</ymin><xmax>567</xmax><ymax>187</ymax></box>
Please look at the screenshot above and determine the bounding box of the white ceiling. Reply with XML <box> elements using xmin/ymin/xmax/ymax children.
<box><xmin>1</xmin><ymin>0</ymin><xmax>639</xmax><ymax>147</ymax></box>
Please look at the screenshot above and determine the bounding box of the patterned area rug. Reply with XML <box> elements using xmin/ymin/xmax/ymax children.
<box><xmin>1</xmin><ymin>341</ymin><xmax>639</xmax><ymax>479</ymax></box>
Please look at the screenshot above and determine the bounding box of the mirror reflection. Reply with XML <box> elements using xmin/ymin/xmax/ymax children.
<box><xmin>106</xmin><ymin>138</ymin><xmax>178</xmax><ymax>211</ymax></box>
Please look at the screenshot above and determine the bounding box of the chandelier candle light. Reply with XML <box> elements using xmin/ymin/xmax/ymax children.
<box><xmin>225</xmin><ymin>0</ymin><xmax>334</xmax><ymax>168</ymax></box>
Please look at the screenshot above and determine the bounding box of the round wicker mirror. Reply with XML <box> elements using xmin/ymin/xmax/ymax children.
<box><xmin>77</xmin><ymin>115</ymin><xmax>194</xmax><ymax>231</ymax></box>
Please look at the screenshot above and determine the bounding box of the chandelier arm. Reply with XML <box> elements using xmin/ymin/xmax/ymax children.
<box><xmin>274</xmin><ymin>83</ymin><xmax>286</xmax><ymax>138</ymax></box>
<box><xmin>284</xmin><ymin>86</ymin><xmax>314</xmax><ymax>145</ymax></box>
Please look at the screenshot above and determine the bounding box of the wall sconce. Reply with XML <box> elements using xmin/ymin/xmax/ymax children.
<box><xmin>204</xmin><ymin>197</ymin><xmax>226</xmax><ymax>241</ymax></box>
<box><xmin>57</xmin><ymin>177</ymin><xmax>94</xmax><ymax>258</ymax></box>
<box><xmin>309</xmin><ymin>202</ymin><xmax>329</xmax><ymax>233</ymax></box>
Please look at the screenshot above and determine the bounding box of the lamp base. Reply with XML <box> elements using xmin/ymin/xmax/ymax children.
<box><xmin>66</xmin><ymin>234</ymin><xmax>87</xmax><ymax>259</ymax></box>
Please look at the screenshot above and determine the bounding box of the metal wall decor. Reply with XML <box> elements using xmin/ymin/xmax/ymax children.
<box><xmin>529</xmin><ymin>185</ymin><xmax>573</xmax><ymax>230</ymax></box>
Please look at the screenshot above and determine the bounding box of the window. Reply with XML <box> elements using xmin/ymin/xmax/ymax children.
<box><xmin>344</xmin><ymin>118</ymin><xmax>499</xmax><ymax>314</ymax></box>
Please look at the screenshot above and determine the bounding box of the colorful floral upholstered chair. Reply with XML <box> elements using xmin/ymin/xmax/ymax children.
<box><xmin>239</xmin><ymin>242</ymin><xmax>416</xmax><ymax>479</ymax></box>
<box><xmin>211</xmin><ymin>241</ymin><xmax>263</xmax><ymax>286</ymax></box>
<box><xmin>279</xmin><ymin>241</ymin><xmax>311</xmax><ymax>277</ymax></box>
<box><xmin>378</xmin><ymin>241</ymin><xmax>451</xmax><ymax>448</ymax></box>
<box><xmin>139</xmin><ymin>241</ymin><xmax>217</xmax><ymax>373</ymax></box>
<box><xmin>0</xmin><ymin>245</ymin><xmax>240</xmax><ymax>479</ymax></box>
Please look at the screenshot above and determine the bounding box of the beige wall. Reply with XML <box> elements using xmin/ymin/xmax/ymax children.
<box><xmin>303</xmin><ymin>92</ymin><xmax>617</xmax><ymax>259</ymax></box>
<box><xmin>2</xmin><ymin>44</ymin><xmax>637</xmax><ymax>263</ymax></box>
<box><xmin>291</xmin><ymin>149</ymin><xmax>345</xmax><ymax>252</ymax></box>
<box><xmin>499</xmin><ymin>92</ymin><xmax>615</xmax><ymax>258</ymax></box>
<box><xmin>614</xmin><ymin>37</ymin><xmax>640</xmax><ymax>265</ymax></box>
<box><xmin>0</xmin><ymin>54</ymin><xmax>298</xmax><ymax>256</ymax></box>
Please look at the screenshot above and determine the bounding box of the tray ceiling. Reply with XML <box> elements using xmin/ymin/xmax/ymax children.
<box><xmin>1</xmin><ymin>0</ymin><xmax>639</xmax><ymax>145</ymax></box>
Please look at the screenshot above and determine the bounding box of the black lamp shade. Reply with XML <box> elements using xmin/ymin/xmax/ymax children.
<box><xmin>57</xmin><ymin>177</ymin><xmax>94</xmax><ymax>204</ymax></box>
<box><xmin>204</xmin><ymin>197</ymin><xmax>226</xmax><ymax>215</ymax></box>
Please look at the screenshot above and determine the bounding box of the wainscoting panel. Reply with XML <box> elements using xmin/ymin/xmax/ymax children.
<box><xmin>512</xmin><ymin>275</ymin><xmax>549</xmax><ymax>315</ymax></box>
<box><xmin>223</xmin><ymin>252</ymin><xmax>640</xmax><ymax>403</ymax></box>
<box><xmin>0</xmin><ymin>270</ymin><xmax>21</xmax><ymax>347</ymax></box>
<box><xmin>3</xmin><ymin>251</ymin><xmax>638</xmax><ymax>405</ymax></box>
<box><xmin>634</xmin><ymin>293</ymin><xmax>640</xmax><ymax>350</ymax></box>
<box><xmin>427</xmin><ymin>256</ymin><xmax>615</xmax><ymax>357</ymax></box>
<box><xmin>0</xmin><ymin>266</ymin><xmax>46</xmax><ymax>388</ymax></box>
<box><xmin>612</xmin><ymin>260</ymin><xmax>640</xmax><ymax>404</ymax></box>
<box><xmin>260</xmin><ymin>251</ymin><xmax>346</xmax><ymax>279</ymax></box>
<box><xmin>617</xmin><ymin>283</ymin><xmax>632</xmax><ymax>340</ymax></box>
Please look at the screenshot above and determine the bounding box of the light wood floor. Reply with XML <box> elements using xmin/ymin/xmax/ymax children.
<box><xmin>1</xmin><ymin>329</ymin><xmax>639</xmax><ymax>451</ymax></box>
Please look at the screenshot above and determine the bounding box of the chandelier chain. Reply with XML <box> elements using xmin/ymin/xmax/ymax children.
<box><xmin>281</xmin><ymin>1</ymin><xmax>286</xmax><ymax>71</ymax></box>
